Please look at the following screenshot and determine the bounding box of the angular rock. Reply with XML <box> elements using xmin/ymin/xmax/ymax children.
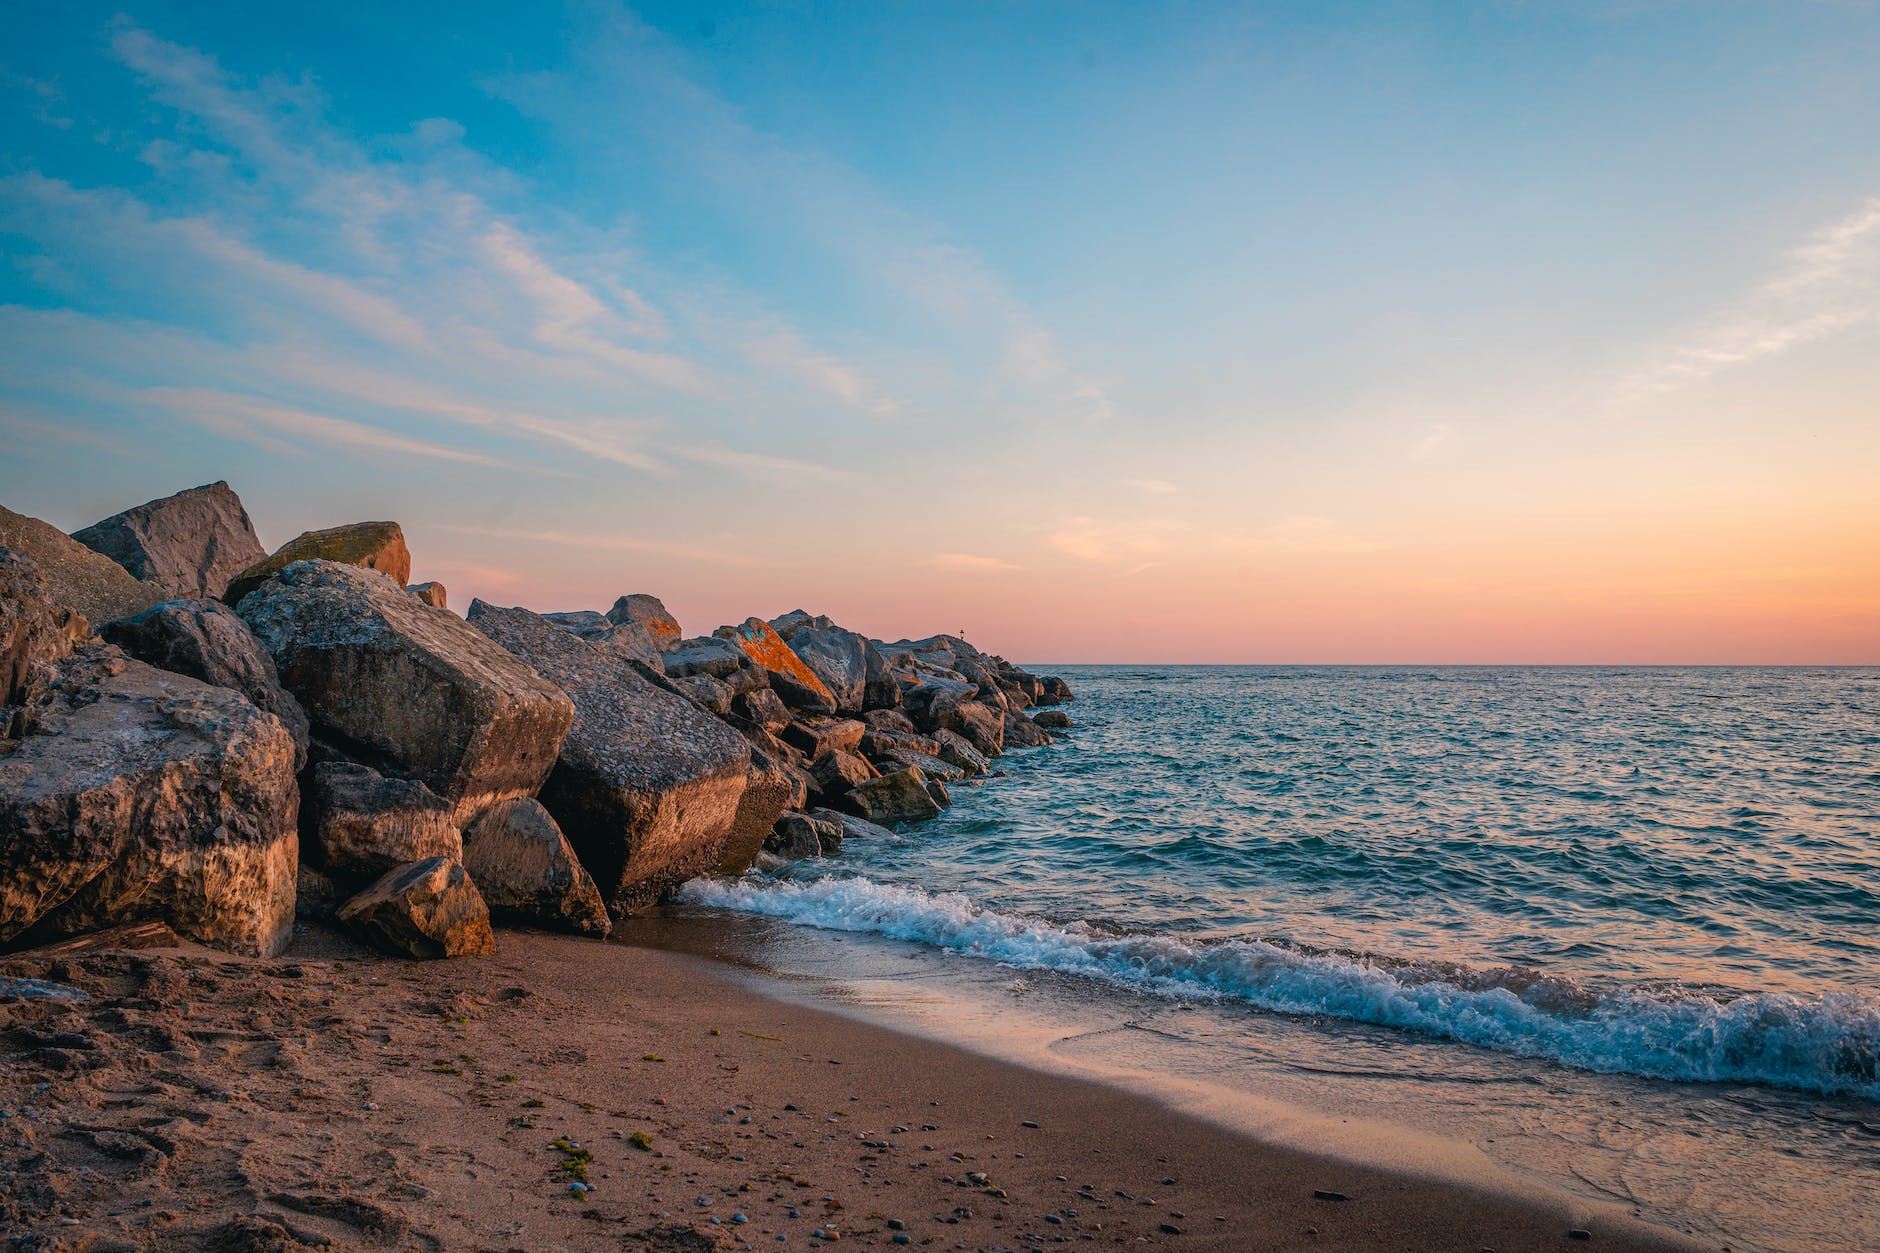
<box><xmin>808</xmin><ymin>807</ymin><xmax>897</xmax><ymax>843</ymax></box>
<box><xmin>225</xmin><ymin>521</ymin><xmax>411</xmax><ymax>606</ymax></box>
<box><xmin>766</xmin><ymin>812</ymin><xmax>840</xmax><ymax>860</ymax></box>
<box><xmin>781</xmin><ymin>717</ymin><xmax>867</xmax><ymax>761</ymax></box>
<box><xmin>236</xmin><ymin>561</ymin><xmax>573</xmax><ymax>818</ymax></box>
<box><xmin>862</xmin><ymin>639</ymin><xmax>901</xmax><ymax>711</ymax></box>
<box><xmin>925</xmin><ymin>778</ymin><xmax>952</xmax><ymax>808</ymax></box>
<box><xmin>545</xmin><ymin>610</ymin><xmax>663</xmax><ymax>668</ymax></box>
<box><xmin>841</xmin><ymin>766</ymin><xmax>942</xmax><ymax>826</ymax></box>
<box><xmin>0</xmin><ymin>645</ymin><xmax>298</xmax><ymax>956</ymax></box>
<box><xmin>1036</xmin><ymin>675</ymin><xmax>1074</xmax><ymax>705</ymax></box>
<box><xmin>859</xmin><ymin>728</ymin><xmax>944</xmax><ymax>761</ymax></box>
<box><xmin>783</xmin><ymin>622</ymin><xmax>870</xmax><ymax>713</ymax></box>
<box><xmin>101</xmin><ymin>598</ymin><xmax>311</xmax><ymax>769</ymax></box>
<box><xmin>810</xmin><ymin>748</ymin><xmax>877</xmax><ymax>798</ymax></box>
<box><xmin>460</xmin><ymin>797</ymin><xmax>611</xmax><ymax>938</ymax></box>
<box><xmin>607</xmin><ymin>593</ymin><xmax>682</xmax><ymax>645</ymax></box>
<box><xmin>1003</xmin><ymin>709</ymin><xmax>1054</xmax><ymax>748</ymax></box>
<box><xmin>714</xmin><ymin>618</ymin><xmax>835</xmax><ymax>712</ymax></box>
<box><xmin>1032</xmin><ymin>709</ymin><xmax>1072</xmax><ymax>730</ymax></box>
<box><xmin>732</xmin><ymin>686</ymin><xmax>790</xmax><ymax>728</ymax></box>
<box><xmin>942</xmin><ymin>700</ymin><xmax>1006</xmax><ymax>758</ymax></box>
<box><xmin>0</xmin><ymin>504</ymin><xmax>161</xmax><ymax>623</ymax></box>
<box><xmin>305</xmin><ymin>762</ymin><xmax>461</xmax><ymax>884</ymax></box>
<box><xmin>406</xmin><ymin>581</ymin><xmax>447</xmax><ymax>609</ymax></box>
<box><xmin>71</xmin><ymin>481</ymin><xmax>266</xmax><ymax>600</ymax></box>
<box><xmin>336</xmin><ymin>856</ymin><xmax>495</xmax><ymax>959</ymax></box>
<box><xmin>876</xmin><ymin>747</ymin><xmax>964</xmax><ymax>784</ymax></box>
<box><xmin>716</xmin><ymin>752</ymin><xmax>795</xmax><ymax>875</ymax></box>
<box><xmin>670</xmin><ymin>672</ymin><xmax>734</xmax><ymax>717</ymax></box>
<box><xmin>932</xmin><ymin>728</ymin><xmax>991</xmax><ymax>778</ymax></box>
<box><xmin>663</xmin><ymin>636</ymin><xmax>756</xmax><ymax>681</ymax></box>
<box><xmin>0</xmin><ymin>549</ymin><xmax>89</xmax><ymax>707</ymax></box>
<box><xmin>861</xmin><ymin>708</ymin><xmax>920</xmax><ymax>737</ymax></box>
<box><xmin>465</xmin><ymin>601</ymin><xmax>752</xmax><ymax>914</ymax></box>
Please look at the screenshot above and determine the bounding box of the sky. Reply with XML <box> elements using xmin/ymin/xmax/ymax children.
<box><xmin>2</xmin><ymin>1</ymin><xmax>1877</xmax><ymax>664</ymax></box>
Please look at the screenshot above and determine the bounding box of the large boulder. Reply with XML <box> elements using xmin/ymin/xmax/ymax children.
<box><xmin>715</xmin><ymin>752</ymin><xmax>795</xmax><ymax>874</ymax></box>
<box><xmin>809</xmin><ymin>748</ymin><xmax>877</xmax><ymax>798</ymax></box>
<box><xmin>780</xmin><ymin>717</ymin><xmax>867</xmax><ymax>761</ymax></box>
<box><xmin>669</xmin><ymin>672</ymin><xmax>734</xmax><ymax>716</ymax></box>
<box><xmin>1002</xmin><ymin>709</ymin><xmax>1054</xmax><ymax>748</ymax></box>
<box><xmin>663</xmin><ymin>636</ymin><xmax>758</xmax><ymax>682</ymax></box>
<box><xmin>607</xmin><ymin>593</ymin><xmax>683</xmax><ymax>646</ymax></box>
<box><xmin>225</xmin><ymin>521</ymin><xmax>411</xmax><ymax>606</ymax></box>
<box><xmin>545</xmin><ymin>610</ymin><xmax>664</xmax><ymax>669</ymax></box>
<box><xmin>70</xmin><ymin>481</ymin><xmax>266</xmax><ymax>600</ymax></box>
<box><xmin>236</xmin><ymin>561</ymin><xmax>574</xmax><ymax>818</ymax></box>
<box><xmin>808</xmin><ymin>807</ymin><xmax>897</xmax><ymax>844</ymax></box>
<box><xmin>784</xmin><ymin>623</ymin><xmax>870</xmax><ymax>713</ymax></box>
<box><xmin>0</xmin><ymin>645</ymin><xmax>298</xmax><ymax>956</ymax></box>
<box><xmin>862</xmin><ymin>638</ymin><xmax>901</xmax><ymax>710</ymax></box>
<box><xmin>0</xmin><ymin>505</ymin><xmax>161</xmax><ymax>624</ymax></box>
<box><xmin>1036</xmin><ymin>675</ymin><xmax>1074</xmax><ymax>705</ymax></box>
<box><xmin>466</xmin><ymin>601</ymin><xmax>752</xmax><ymax>914</ymax></box>
<box><xmin>715</xmin><ymin>618</ymin><xmax>835</xmax><ymax>712</ymax></box>
<box><xmin>840</xmin><ymin>765</ymin><xmax>943</xmax><ymax>826</ymax></box>
<box><xmin>336</xmin><ymin>856</ymin><xmax>495</xmax><ymax>959</ymax></box>
<box><xmin>1032</xmin><ymin>709</ymin><xmax>1072</xmax><ymax>730</ymax></box>
<box><xmin>0</xmin><ymin>550</ymin><xmax>89</xmax><ymax>709</ymax></box>
<box><xmin>942</xmin><ymin>700</ymin><xmax>1006</xmax><ymax>758</ymax></box>
<box><xmin>766</xmin><ymin>811</ymin><xmax>842</xmax><ymax>860</ymax></box>
<box><xmin>932</xmin><ymin>728</ymin><xmax>992</xmax><ymax>777</ymax></box>
<box><xmin>304</xmin><ymin>762</ymin><xmax>461</xmax><ymax>884</ymax></box>
<box><xmin>732</xmin><ymin>687</ymin><xmax>790</xmax><ymax>728</ymax></box>
<box><xmin>101</xmin><ymin>598</ymin><xmax>311</xmax><ymax>768</ymax></box>
<box><xmin>460</xmin><ymin>797</ymin><xmax>611</xmax><ymax>937</ymax></box>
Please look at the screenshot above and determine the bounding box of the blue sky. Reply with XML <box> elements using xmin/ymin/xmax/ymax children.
<box><xmin>3</xmin><ymin>2</ymin><xmax>1878</xmax><ymax>661</ymax></box>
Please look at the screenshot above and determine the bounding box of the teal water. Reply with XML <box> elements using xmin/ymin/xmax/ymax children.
<box><xmin>689</xmin><ymin>666</ymin><xmax>1880</xmax><ymax>1099</ymax></box>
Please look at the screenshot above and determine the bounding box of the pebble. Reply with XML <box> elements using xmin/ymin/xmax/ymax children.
<box><xmin>733</xmin><ymin>1213</ymin><xmax>748</xmax><ymax>1224</ymax></box>
<box><xmin>1312</xmin><ymin>1189</ymin><xmax>1348</xmax><ymax>1202</ymax></box>
<box><xmin>1159</xmin><ymin>1222</ymin><xmax>1183</xmax><ymax>1235</ymax></box>
<box><xmin>1021</xmin><ymin>1120</ymin><xmax>1040</xmax><ymax>1129</ymax></box>
<box><xmin>887</xmin><ymin>1219</ymin><xmax>906</xmax><ymax>1230</ymax></box>
<box><xmin>1568</xmin><ymin>1231</ymin><xmax>1592</xmax><ymax>1241</ymax></box>
<box><xmin>892</xmin><ymin>1237</ymin><xmax>911</xmax><ymax>1247</ymax></box>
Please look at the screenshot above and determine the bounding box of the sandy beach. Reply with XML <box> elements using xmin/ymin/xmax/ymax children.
<box><xmin>0</xmin><ymin>925</ymin><xmax>1705</xmax><ymax>1252</ymax></box>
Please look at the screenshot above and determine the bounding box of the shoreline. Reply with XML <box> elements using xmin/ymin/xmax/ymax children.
<box><xmin>0</xmin><ymin>924</ymin><xmax>1706</xmax><ymax>1252</ymax></box>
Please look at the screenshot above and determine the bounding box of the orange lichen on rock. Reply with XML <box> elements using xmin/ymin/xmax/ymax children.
<box><xmin>715</xmin><ymin>617</ymin><xmax>836</xmax><ymax>709</ymax></box>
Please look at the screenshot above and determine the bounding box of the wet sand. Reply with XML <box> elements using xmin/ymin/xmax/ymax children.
<box><xmin>0</xmin><ymin>925</ymin><xmax>1706</xmax><ymax>1251</ymax></box>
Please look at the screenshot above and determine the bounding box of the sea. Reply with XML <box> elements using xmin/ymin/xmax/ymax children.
<box><xmin>667</xmin><ymin>666</ymin><xmax>1880</xmax><ymax>1252</ymax></box>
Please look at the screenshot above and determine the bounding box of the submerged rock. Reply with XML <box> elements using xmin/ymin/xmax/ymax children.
<box><xmin>0</xmin><ymin>645</ymin><xmax>299</xmax><ymax>956</ymax></box>
<box><xmin>460</xmin><ymin>797</ymin><xmax>611</xmax><ymax>937</ymax></box>
<box><xmin>336</xmin><ymin>855</ymin><xmax>495</xmax><ymax>959</ymax></box>
<box><xmin>224</xmin><ymin>521</ymin><xmax>412</xmax><ymax>606</ymax></box>
<box><xmin>237</xmin><ymin>561</ymin><xmax>573</xmax><ymax>817</ymax></box>
<box><xmin>0</xmin><ymin>505</ymin><xmax>161</xmax><ymax>624</ymax></box>
<box><xmin>466</xmin><ymin>601</ymin><xmax>752</xmax><ymax>913</ymax></box>
<box><xmin>101</xmin><ymin>598</ymin><xmax>311</xmax><ymax>768</ymax></box>
<box><xmin>71</xmin><ymin>481</ymin><xmax>266</xmax><ymax>600</ymax></box>
<box><xmin>305</xmin><ymin>762</ymin><xmax>461</xmax><ymax>884</ymax></box>
<box><xmin>1031</xmin><ymin>709</ymin><xmax>1072</xmax><ymax>730</ymax></box>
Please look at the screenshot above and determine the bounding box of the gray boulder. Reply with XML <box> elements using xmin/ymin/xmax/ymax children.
<box><xmin>766</xmin><ymin>811</ymin><xmax>841</xmax><ymax>860</ymax></box>
<box><xmin>1032</xmin><ymin>709</ymin><xmax>1072</xmax><ymax>730</ymax></box>
<box><xmin>466</xmin><ymin>601</ymin><xmax>752</xmax><ymax>914</ymax></box>
<box><xmin>304</xmin><ymin>762</ymin><xmax>461</xmax><ymax>884</ymax></box>
<box><xmin>545</xmin><ymin>610</ymin><xmax>663</xmax><ymax>668</ymax></box>
<box><xmin>71</xmin><ymin>481</ymin><xmax>266</xmax><ymax>600</ymax></box>
<box><xmin>1003</xmin><ymin>709</ymin><xmax>1054</xmax><ymax>748</ymax></box>
<box><xmin>460</xmin><ymin>797</ymin><xmax>611</xmax><ymax>938</ymax></box>
<box><xmin>716</xmin><ymin>752</ymin><xmax>795</xmax><ymax>874</ymax></box>
<box><xmin>785</xmin><ymin>623</ymin><xmax>870</xmax><ymax>713</ymax></box>
<box><xmin>336</xmin><ymin>855</ymin><xmax>495</xmax><ymax>959</ymax></box>
<box><xmin>714</xmin><ymin>618</ymin><xmax>836</xmax><ymax>712</ymax></box>
<box><xmin>1037</xmin><ymin>675</ymin><xmax>1074</xmax><ymax>705</ymax></box>
<box><xmin>862</xmin><ymin>638</ymin><xmax>901</xmax><ymax>710</ymax></box>
<box><xmin>0</xmin><ymin>504</ymin><xmax>161</xmax><ymax>624</ymax></box>
<box><xmin>932</xmin><ymin>728</ymin><xmax>992</xmax><ymax>777</ymax></box>
<box><xmin>663</xmin><ymin>635</ymin><xmax>757</xmax><ymax>681</ymax></box>
<box><xmin>875</xmin><ymin>747</ymin><xmax>964</xmax><ymax>784</ymax></box>
<box><xmin>607</xmin><ymin>593</ymin><xmax>682</xmax><ymax>646</ymax></box>
<box><xmin>840</xmin><ymin>765</ymin><xmax>942</xmax><ymax>826</ymax></box>
<box><xmin>808</xmin><ymin>807</ymin><xmax>897</xmax><ymax>843</ymax></box>
<box><xmin>670</xmin><ymin>672</ymin><xmax>734</xmax><ymax>716</ymax></box>
<box><xmin>0</xmin><ymin>645</ymin><xmax>298</xmax><ymax>956</ymax></box>
<box><xmin>733</xmin><ymin>687</ymin><xmax>790</xmax><ymax>728</ymax></box>
<box><xmin>781</xmin><ymin>717</ymin><xmax>867</xmax><ymax>761</ymax></box>
<box><xmin>809</xmin><ymin>748</ymin><xmax>877</xmax><ymax>798</ymax></box>
<box><xmin>942</xmin><ymin>700</ymin><xmax>1006</xmax><ymax>757</ymax></box>
<box><xmin>236</xmin><ymin>561</ymin><xmax>574</xmax><ymax>818</ymax></box>
<box><xmin>101</xmin><ymin>598</ymin><xmax>311</xmax><ymax>769</ymax></box>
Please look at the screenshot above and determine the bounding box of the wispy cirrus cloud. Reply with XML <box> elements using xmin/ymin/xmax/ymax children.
<box><xmin>141</xmin><ymin>387</ymin><xmax>511</xmax><ymax>467</ymax></box>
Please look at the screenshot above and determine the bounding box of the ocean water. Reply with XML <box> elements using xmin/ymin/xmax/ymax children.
<box><xmin>677</xmin><ymin>666</ymin><xmax>1880</xmax><ymax>1247</ymax></box>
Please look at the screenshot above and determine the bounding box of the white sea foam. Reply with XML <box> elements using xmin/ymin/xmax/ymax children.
<box><xmin>680</xmin><ymin>873</ymin><xmax>1880</xmax><ymax>1100</ymax></box>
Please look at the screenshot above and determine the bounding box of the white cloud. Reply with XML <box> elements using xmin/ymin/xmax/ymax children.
<box><xmin>142</xmin><ymin>387</ymin><xmax>508</xmax><ymax>466</ymax></box>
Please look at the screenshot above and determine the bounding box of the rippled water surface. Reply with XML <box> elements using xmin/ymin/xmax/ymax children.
<box><xmin>689</xmin><ymin>667</ymin><xmax>1880</xmax><ymax>1098</ymax></box>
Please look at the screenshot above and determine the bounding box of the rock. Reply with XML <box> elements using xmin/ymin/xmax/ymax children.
<box><xmin>716</xmin><ymin>752</ymin><xmax>795</xmax><ymax>874</ymax></box>
<box><xmin>0</xmin><ymin>550</ymin><xmax>89</xmax><ymax>707</ymax></box>
<box><xmin>304</xmin><ymin>762</ymin><xmax>461</xmax><ymax>884</ymax></box>
<box><xmin>781</xmin><ymin>718</ymin><xmax>867</xmax><ymax>761</ymax></box>
<box><xmin>607</xmin><ymin>593</ymin><xmax>683</xmax><ymax>646</ymax></box>
<box><xmin>862</xmin><ymin>640</ymin><xmax>902</xmax><ymax>711</ymax></box>
<box><xmin>465</xmin><ymin>601</ymin><xmax>752</xmax><ymax>913</ymax></box>
<box><xmin>810</xmin><ymin>749</ymin><xmax>877</xmax><ymax>797</ymax></box>
<box><xmin>733</xmin><ymin>687</ymin><xmax>790</xmax><ymax>728</ymax></box>
<box><xmin>70</xmin><ymin>482</ymin><xmax>266</xmax><ymax>600</ymax></box>
<box><xmin>406</xmin><ymin>581</ymin><xmax>447</xmax><ymax>609</ymax></box>
<box><xmin>1002</xmin><ymin>710</ymin><xmax>1053</xmax><ymax>748</ymax></box>
<box><xmin>943</xmin><ymin>701</ymin><xmax>1006</xmax><ymax>757</ymax></box>
<box><xmin>670</xmin><ymin>672</ymin><xmax>734</xmax><ymax>717</ymax></box>
<box><xmin>663</xmin><ymin>636</ymin><xmax>757</xmax><ymax>681</ymax></box>
<box><xmin>460</xmin><ymin>797</ymin><xmax>611</xmax><ymax>937</ymax></box>
<box><xmin>859</xmin><ymin>727</ymin><xmax>944</xmax><ymax>762</ymax></box>
<box><xmin>545</xmin><ymin>610</ymin><xmax>663</xmax><ymax>668</ymax></box>
<box><xmin>335</xmin><ymin>856</ymin><xmax>495</xmax><ymax>959</ymax></box>
<box><xmin>1032</xmin><ymin>709</ymin><xmax>1072</xmax><ymax>730</ymax></box>
<box><xmin>238</xmin><ymin>562</ymin><xmax>572</xmax><ymax>817</ymax></box>
<box><xmin>898</xmin><ymin>672</ymin><xmax>977</xmax><ymax>733</ymax></box>
<box><xmin>861</xmin><ymin>708</ymin><xmax>920</xmax><ymax>736</ymax></box>
<box><xmin>932</xmin><ymin>729</ymin><xmax>991</xmax><ymax>778</ymax></box>
<box><xmin>766</xmin><ymin>812</ymin><xmax>840</xmax><ymax>860</ymax></box>
<box><xmin>224</xmin><ymin>521</ymin><xmax>411</xmax><ymax>606</ymax></box>
<box><xmin>1036</xmin><ymin>675</ymin><xmax>1074</xmax><ymax>705</ymax></box>
<box><xmin>807</xmin><ymin>808</ymin><xmax>897</xmax><ymax>843</ymax></box>
<box><xmin>840</xmin><ymin>766</ymin><xmax>943</xmax><ymax>826</ymax></box>
<box><xmin>925</xmin><ymin>778</ymin><xmax>951</xmax><ymax>808</ymax></box>
<box><xmin>0</xmin><ymin>645</ymin><xmax>298</xmax><ymax>956</ymax></box>
<box><xmin>295</xmin><ymin>862</ymin><xmax>339</xmax><ymax>921</ymax></box>
<box><xmin>0</xmin><ymin>504</ymin><xmax>161</xmax><ymax>623</ymax></box>
<box><xmin>100</xmin><ymin>598</ymin><xmax>311</xmax><ymax>769</ymax></box>
<box><xmin>875</xmin><ymin>748</ymin><xmax>964</xmax><ymax>784</ymax></box>
<box><xmin>783</xmin><ymin>623</ymin><xmax>870</xmax><ymax>713</ymax></box>
<box><xmin>714</xmin><ymin>618</ymin><xmax>835</xmax><ymax>712</ymax></box>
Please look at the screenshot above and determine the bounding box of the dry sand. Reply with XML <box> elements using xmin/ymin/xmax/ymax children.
<box><xmin>0</xmin><ymin>925</ymin><xmax>1707</xmax><ymax>1252</ymax></box>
